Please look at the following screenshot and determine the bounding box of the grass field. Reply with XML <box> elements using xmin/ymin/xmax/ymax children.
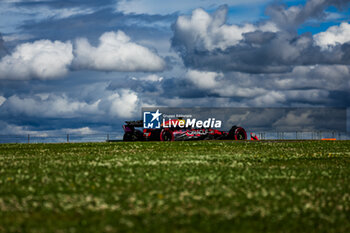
<box><xmin>1</xmin><ymin>141</ymin><xmax>350</xmax><ymax>233</ymax></box>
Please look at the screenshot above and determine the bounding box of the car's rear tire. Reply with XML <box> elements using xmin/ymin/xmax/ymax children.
<box><xmin>123</xmin><ymin>130</ymin><xmax>143</xmax><ymax>141</ymax></box>
<box><xmin>123</xmin><ymin>132</ymin><xmax>139</xmax><ymax>141</ymax></box>
<box><xmin>160</xmin><ymin>129</ymin><xmax>174</xmax><ymax>141</ymax></box>
<box><xmin>229</xmin><ymin>126</ymin><xmax>247</xmax><ymax>140</ymax></box>
<box><xmin>235</xmin><ymin>127</ymin><xmax>247</xmax><ymax>140</ymax></box>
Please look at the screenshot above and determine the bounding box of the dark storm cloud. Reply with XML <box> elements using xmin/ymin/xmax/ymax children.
<box><xmin>18</xmin><ymin>8</ymin><xmax>176</xmax><ymax>42</ymax></box>
<box><xmin>161</xmin><ymin>77</ymin><xmax>218</xmax><ymax>98</ymax></box>
<box><xmin>175</xmin><ymin>31</ymin><xmax>350</xmax><ymax>73</ymax></box>
<box><xmin>171</xmin><ymin>1</ymin><xmax>350</xmax><ymax>74</ymax></box>
<box><xmin>328</xmin><ymin>90</ymin><xmax>350</xmax><ymax>106</ymax></box>
<box><xmin>0</xmin><ymin>33</ymin><xmax>7</xmax><ymax>58</ymax></box>
<box><xmin>266</xmin><ymin>0</ymin><xmax>350</xmax><ymax>31</ymax></box>
<box><xmin>107</xmin><ymin>76</ymin><xmax>162</xmax><ymax>93</ymax></box>
<box><xmin>106</xmin><ymin>75</ymin><xmax>215</xmax><ymax>99</ymax></box>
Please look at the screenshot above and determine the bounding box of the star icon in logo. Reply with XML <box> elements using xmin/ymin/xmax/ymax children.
<box><xmin>151</xmin><ymin>109</ymin><xmax>162</xmax><ymax>122</ymax></box>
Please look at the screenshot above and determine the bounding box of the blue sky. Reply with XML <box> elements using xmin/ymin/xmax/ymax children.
<box><xmin>0</xmin><ymin>0</ymin><xmax>349</xmax><ymax>137</ymax></box>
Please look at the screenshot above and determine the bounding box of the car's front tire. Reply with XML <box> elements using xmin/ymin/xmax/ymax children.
<box><xmin>160</xmin><ymin>129</ymin><xmax>174</xmax><ymax>141</ymax></box>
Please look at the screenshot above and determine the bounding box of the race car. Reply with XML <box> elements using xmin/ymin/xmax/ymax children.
<box><xmin>122</xmin><ymin>119</ymin><xmax>247</xmax><ymax>141</ymax></box>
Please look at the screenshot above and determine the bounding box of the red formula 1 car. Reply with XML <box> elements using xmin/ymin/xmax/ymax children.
<box><xmin>122</xmin><ymin>119</ymin><xmax>247</xmax><ymax>141</ymax></box>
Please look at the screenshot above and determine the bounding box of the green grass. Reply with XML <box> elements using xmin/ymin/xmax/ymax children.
<box><xmin>1</xmin><ymin>141</ymin><xmax>350</xmax><ymax>233</ymax></box>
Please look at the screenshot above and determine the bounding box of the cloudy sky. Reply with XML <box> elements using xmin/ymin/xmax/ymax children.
<box><xmin>0</xmin><ymin>0</ymin><xmax>349</xmax><ymax>137</ymax></box>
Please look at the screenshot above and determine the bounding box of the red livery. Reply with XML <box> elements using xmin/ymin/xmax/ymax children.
<box><xmin>123</xmin><ymin>119</ymin><xmax>247</xmax><ymax>141</ymax></box>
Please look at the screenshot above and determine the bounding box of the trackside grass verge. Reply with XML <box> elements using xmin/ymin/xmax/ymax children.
<box><xmin>0</xmin><ymin>141</ymin><xmax>350</xmax><ymax>232</ymax></box>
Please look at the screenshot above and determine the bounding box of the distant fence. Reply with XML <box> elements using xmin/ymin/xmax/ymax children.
<box><xmin>246</xmin><ymin>131</ymin><xmax>350</xmax><ymax>140</ymax></box>
<box><xmin>0</xmin><ymin>131</ymin><xmax>349</xmax><ymax>144</ymax></box>
<box><xmin>0</xmin><ymin>134</ymin><xmax>121</xmax><ymax>144</ymax></box>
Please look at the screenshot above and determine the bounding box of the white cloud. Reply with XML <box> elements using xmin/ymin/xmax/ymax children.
<box><xmin>272</xmin><ymin>111</ymin><xmax>314</xmax><ymax>130</ymax></box>
<box><xmin>214</xmin><ymin>86</ymin><xmax>267</xmax><ymax>98</ymax></box>
<box><xmin>249</xmin><ymin>91</ymin><xmax>286</xmax><ymax>106</ymax></box>
<box><xmin>134</xmin><ymin>74</ymin><xmax>163</xmax><ymax>82</ymax></box>
<box><xmin>66</xmin><ymin>127</ymin><xmax>97</xmax><ymax>135</ymax></box>
<box><xmin>0</xmin><ymin>30</ymin><xmax>166</xmax><ymax>80</ymax></box>
<box><xmin>0</xmin><ymin>1</ymin><xmax>95</xmax><ymax>35</ymax></box>
<box><xmin>1</xmin><ymin>1</ymin><xmax>94</xmax><ymax>19</ymax></box>
<box><xmin>0</xmin><ymin>120</ymin><xmax>100</xmax><ymax>136</ymax></box>
<box><xmin>314</xmin><ymin>22</ymin><xmax>350</xmax><ymax>49</ymax></box>
<box><xmin>0</xmin><ymin>40</ymin><xmax>73</xmax><ymax>80</ymax></box>
<box><xmin>2</xmin><ymin>34</ymin><xmax>34</xmax><ymax>42</ymax></box>
<box><xmin>45</xmin><ymin>7</ymin><xmax>95</xmax><ymax>19</ymax></box>
<box><xmin>74</xmin><ymin>31</ymin><xmax>165</xmax><ymax>72</ymax></box>
<box><xmin>106</xmin><ymin>89</ymin><xmax>139</xmax><ymax>118</ymax></box>
<box><xmin>0</xmin><ymin>96</ymin><xmax>6</xmax><ymax>106</ymax></box>
<box><xmin>186</xmin><ymin>69</ymin><xmax>222</xmax><ymax>89</ymax></box>
<box><xmin>1</xmin><ymin>89</ymin><xmax>140</xmax><ymax>120</ymax></box>
<box><xmin>186</xmin><ymin>70</ymin><xmax>267</xmax><ymax>98</ymax></box>
<box><xmin>0</xmin><ymin>120</ymin><xmax>38</xmax><ymax>136</ymax></box>
<box><xmin>272</xmin><ymin>65</ymin><xmax>350</xmax><ymax>91</ymax></box>
<box><xmin>246</xmin><ymin>89</ymin><xmax>329</xmax><ymax>107</ymax></box>
<box><xmin>3</xmin><ymin>94</ymin><xmax>99</xmax><ymax>117</ymax></box>
<box><xmin>284</xmin><ymin>89</ymin><xmax>329</xmax><ymax>102</ymax></box>
<box><xmin>14</xmin><ymin>5</ymin><xmax>95</xmax><ymax>20</ymax></box>
<box><xmin>173</xmin><ymin>6</ymin><xmax>278</xmax><ymax>51</ymax></box>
